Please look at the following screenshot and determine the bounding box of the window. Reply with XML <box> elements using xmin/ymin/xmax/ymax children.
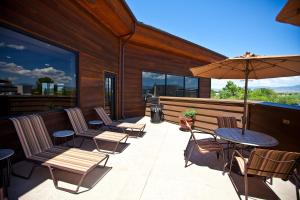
<box><xmin>142</xmin><ymin>72</ymin><xmax>165</xmax><ymax>96</ymax></box>
<box><xmin>0</xmin><ymin>26</ymin><xmax>77</xmax><ymax>117</ymax></box>
<box><xmin>185</xmin><ymin>77</ymin><xmax>199</xmax><ymax>97</ymax></box>
<box><xmin>142</xmin><ymin>71</ymin><xmax>199</xmax><ymax>98</ymax></box>
<box><xmin>166</xmin><ymin>75</ymin><xmax>184</xmax><ymax>97</ymax></box>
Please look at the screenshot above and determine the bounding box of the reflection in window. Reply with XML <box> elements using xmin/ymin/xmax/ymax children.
<box><xmin>142</xmin><ymin>71</ymin><xmax>200</xmax><ymax>98</ymax></box>
<box><xmin>0</xmin><ymin>26</ymin><xmax>77</xmax><ymax>116</ymax></box>
<box><xmin>185</xmin><ymin>77</ymin><xmax>199</xmax><ymax>97</ymax></box>
<box><xmin>142</xmin><ymin>72</ymin><xmax>165</xmax><ymax>97</ymax></box>
<box><xmin>166</xmin><ymin>75</ymin><xmax>184</xmax><ymax>97</ymax></box>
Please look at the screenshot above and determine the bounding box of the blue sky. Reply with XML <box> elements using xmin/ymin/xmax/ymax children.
<box><xmin>126</xmin><ymin>0</ymin><xmax>300</xmax><ymax>89</ymax></box>
<box><xmin>0</xmin><ymin>26</ymin><xmax>76</xmax><ymax>88</ymax></box>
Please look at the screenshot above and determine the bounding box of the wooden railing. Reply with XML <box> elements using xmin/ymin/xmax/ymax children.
<box><xmin>145</xmin><ymin>96</ymin><xmax>250</xmax><ymax>133</ymax></box>
<box><xmin>146</xmin><ymin>96</ymin><xmax>300</xmax><ymax>153</ymax></box>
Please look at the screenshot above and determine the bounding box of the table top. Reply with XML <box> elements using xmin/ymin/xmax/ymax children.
<box><xmin>215</xmin><ymin>128</ymin><xmax>279</xmax><ymax>147</ymax></box>
<box><xmin>88</xmin><ymin>120</ymin><xmax>104</xmax><ymax>125</ymax></box>
<box><xmin>0</xmin><ymin>149</ymin><xmax>14</xmax><ymax>160</ymax></box>
<box><xmin>53</xmin><ymin>130</ymin><xmax>74</xmax><ymax>138</ymax></box>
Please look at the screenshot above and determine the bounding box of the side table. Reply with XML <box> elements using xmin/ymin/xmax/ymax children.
<box><xmin>0</xmin><ymin>149</ymin><xmax>14</xmax><ymax>199</ymax></box>
<box><xmin>53</xmin><ymin>130</ymin><xmax>75</xmax><ymax>147</ymax></box>
<box><xmin>88</xmin><ymin>120</ymin><xmax>104</xmax><ymax>129</ymax></box>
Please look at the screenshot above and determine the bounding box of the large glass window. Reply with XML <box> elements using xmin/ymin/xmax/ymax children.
<box><xmin>166</xmin><ymin>75</ymin><xmax>184</xmax><ymax>97</ymax></box>
<box><xmin>142</xmin><ymin>72</ymin><xmax>166</xmax><ymax>97</ymax></box>
<box><xmin>142</xmin><ymin>71</ymin><xmax>199</xmax><ymax>98</ymax></box>
<box><xmin>0</xmin><ymin>26</ymin><xmax>77</xmax><ymax>117</ymax></box>
<box><xmin>185</xmin><ymin>77</ymin><xmax>199</xmax><ymax>97</ymax></box>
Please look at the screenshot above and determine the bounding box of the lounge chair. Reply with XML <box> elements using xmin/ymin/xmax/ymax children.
<box><xmin>10</xmin><ymin>114</ymin><xmax>109</xmax><ymax>193</ymax></box>
<box><xmin>94</xmin><ymin>107</ymin><xmax>146</xmax><ymax>137</ymax></box>
<box><xmin>229</xmin><ymin>148</ymin><xmax>300</xmax><ymax>200</ymax></box>
<box><xmin>183</xmin><ymin>119</ymin><xmax>225</xmax><ymax>168</ymax></box>
<box><xmin>65</xmin><ymin>107</ymin><xmax>129</xmax><ymax>153</ymax></box>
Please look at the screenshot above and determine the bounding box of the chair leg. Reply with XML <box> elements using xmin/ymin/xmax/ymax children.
<box><xmin>185</xmin><ymin>144</ymin><xmax>195</xmax><ymax>167</ymax></box>
<box><xmin>93</xmin><ymin>139</ymin><xmax>101</xmax><ymax>152</ymax></box>
<box><xmin>244</xmin><ymin>173</ymin><xmax>248</xmax><ymax>200</ymax></box>
<box><xmin>47</xmin><ymin>166</ymin><xmax>87</xmax><ymax>194</ymax></box>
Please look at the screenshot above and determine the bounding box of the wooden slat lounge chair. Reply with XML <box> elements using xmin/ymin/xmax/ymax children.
<box><xmin>183</xmin><ymin>119</ymin><xmax>225</xmax><ymax>168</ymax></box>
<box><xmin>65</xmin><ymin>108</ymin><xmax>129</xmax><ymax>153</ymax></box>
<box><xmin>229</xmin><ymin>148</ymin><xmax>300</xmax><ymax>200</ymax></box>
<box><xmin>94</xmin><ymin>107</ymin><xmax>146</xmax><ymax>137</ymax></box>
<box><xmin>10</xmin><ymin>114</ymin><xmax>109</xmax><ymax>193</ymax></box>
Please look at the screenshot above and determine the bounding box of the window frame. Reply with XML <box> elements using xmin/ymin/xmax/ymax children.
<box><xmin>141</xmin><ymin>70</ymin><xmax>200</xmax><ymax>98</ymax></box>
<box><xmin>0</xmin><ymin>24</ymin><xmax>79</xmax><ymax>118</ymax></box>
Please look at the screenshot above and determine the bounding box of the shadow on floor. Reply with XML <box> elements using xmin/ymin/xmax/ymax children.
<box><xmin>185</xmin><ymin>139</ymin><xmax>283</xmax><ymax>200</ymax></box>
<box><xmin>9</xmin><ymin>161</ymin><xmax>111</xmax><ymax>199</ymax></box>
<box><xmin>228</xmin><ymin>172</ymin><xmax>280</xmax><ymax>200</ymax></box>
<box><xmin>75</xmin><ymin>138</ymin><xmax>130</xmax><ymax>154</ymax></box>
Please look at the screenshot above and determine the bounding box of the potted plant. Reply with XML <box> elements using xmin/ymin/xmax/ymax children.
<box><xmin>179</xmin><ymin>109</ymin><xmax>197</xmax><ymax>131</ymax></box>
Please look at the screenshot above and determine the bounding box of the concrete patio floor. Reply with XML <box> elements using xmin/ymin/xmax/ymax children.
<box><xmin>8</xmin><ymin>116</ymin><xmax>298</xmax><ymax>200</ymax></box>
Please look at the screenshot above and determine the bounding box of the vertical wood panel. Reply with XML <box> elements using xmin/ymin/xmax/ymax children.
<box><xmin>124</xmin><ymin>43</ymin><xmax>210</xmax><ymax>117</ymax></box>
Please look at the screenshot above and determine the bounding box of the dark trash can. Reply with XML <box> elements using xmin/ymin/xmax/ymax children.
<box><xmin>150</xmin><ymin>104</ymin><xmax>163</xmax><ymax>123</ymax></box>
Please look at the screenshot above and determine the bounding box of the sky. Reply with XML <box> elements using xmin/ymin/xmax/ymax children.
<box><xmin>125</xmin><ymin>0</ymin><xmax>300</xmax><ymax>89</ymax></box>
<box><xmin>0</xmin><ymin>26</ymin><xmax>76</xmax><ymax>88</ymax></box>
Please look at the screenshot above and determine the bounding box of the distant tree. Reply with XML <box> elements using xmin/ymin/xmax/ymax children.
<box><xmin>219</xmin><ymin>81</ymin><xmax>243</xmax><ymax>99</ymax></box>
<box><xmin>210</xmin><ymin>89</ymin><xmax>218</xmax><ymax>98</ymax></box>
<box><xmin>248</xmin><ymin>88</ymin><xmax>277</xmax><ymax>101</ymax></box>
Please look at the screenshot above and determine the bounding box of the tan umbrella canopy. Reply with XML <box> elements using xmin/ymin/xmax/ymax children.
<box><xmin>191</xmin><ymin>52</ymin><xmax>300</xmax><ymax>133</ymax></box>
<box><xmin>276</xmin><ymin>0</ymin><xmax>300</xmax><ymax>27</ymax></box>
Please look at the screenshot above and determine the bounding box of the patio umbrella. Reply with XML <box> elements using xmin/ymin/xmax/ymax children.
<box><xmin>190</xmin><ymin>52</ymin><xmax>300</xmax><ymax>134</ymax></box>
<box><xmin>276</xmin><ymin>0</ymin><xmax>300</xmax><ymax>27</ymax></box>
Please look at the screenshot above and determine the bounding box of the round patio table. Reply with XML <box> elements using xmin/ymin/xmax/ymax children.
<box><xmin>215</xmin><ymin>128</ymin><xmax>279</xmax><ymax>147</ymax></box>
<box><xmin>215</xmin><ymin>128</ymin><xmax>279</xmax><ymax>172</ymax></box>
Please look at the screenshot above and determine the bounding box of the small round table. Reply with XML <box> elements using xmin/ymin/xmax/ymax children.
<box><xmin>0</xmin><ymin>149</ymin><xmax>14</xmax><ymax>198</ymax></box>
<box><xmin>53</xmin><ymin>130</ymin><xmax>75</xmax><ymax>147</ymax></box>
<box><xmin>88</xmin><ymin>120</ymin><xmax>104</xmax><ymax>129</ymax></box>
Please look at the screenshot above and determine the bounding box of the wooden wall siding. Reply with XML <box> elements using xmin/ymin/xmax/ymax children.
<box><xmin>0</xmin><ymin>0</ymin><xmax>120</xmax><ymax>118</ymax></box>
<box><xmin>145</xmin><ymin>97</ymin><xmax>245</xmax><ymax>133</ymax></box>
<box><xmin>249</xmin><ymin>104</ymin><xmax>300</xmax><ymax>152</ymax></box>
<box><xmin>123</xmin><ymin>43</ymin><xmax>209</xmax><ymax>117</ymax></box>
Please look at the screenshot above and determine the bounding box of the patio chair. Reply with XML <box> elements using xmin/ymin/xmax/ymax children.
<box><xmin>10</xmin><ymin>114</ymin><xmax>109</xmax><ymax>193</ymax></box>
<box><xmin>184</xmin><ymin>119</ymin><xmax>225</xmax><ymax>168</ymax></box>
<box><xmin>229</xmin><ymin>148</ymin><xmax>300</xmax><ymax>200</ymax></box>
<box><xmin>65</xmin><ymin>107</ymin><xmax>129</xmax><ymax>153</ymax></box>
<box><xmin>217</xmin><ymin>116</ymin><xmax>238</xmax><ymax>128</ymax></box>
<box><xmin>94</xmin><ymin>107</ymin><xmax>146</xmax><ymax>137</ymax></box>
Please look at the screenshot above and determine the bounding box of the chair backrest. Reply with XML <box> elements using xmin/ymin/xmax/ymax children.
<box><xmin>217</xmin><ymin>116</ymin><xmax>237</xmax><ymax>128</ymax></box>
<box><xmin>94</xmin><ymin>107</ymin><xmax>113</xmax><ymax>125</ymax></box>
<box><xmin>247</xmin><ymin>148</ymin><xmax>300</xmax><ymax>180</ymax></box>
<box><xmin>10</xmin><ymin>115</ymin><xmax>53</xmax><ymax>158</ymax></box>
<box><xmin>65</xmin><ymin>107</ymin><xmax>88</xmax><ymax>134</ymax></box>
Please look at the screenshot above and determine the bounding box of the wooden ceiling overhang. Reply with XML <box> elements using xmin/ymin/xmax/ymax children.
<box><xmin>77</xmin><ymin>0</ymin><xmax>226</xmax><ymax>63</ymax></box>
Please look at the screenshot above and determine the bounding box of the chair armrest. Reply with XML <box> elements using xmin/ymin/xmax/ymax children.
<box><xmin>192</xmin><ymin>130</ymin><xmax>216</xmax><ymax>139</ymax></box>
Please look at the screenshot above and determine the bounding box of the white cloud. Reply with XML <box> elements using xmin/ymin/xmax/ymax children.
<box><xmin>143</xmin><ymin>72</ymin><xmax>165</xmax><ymax>79</ymax></box>
<box><xmin>0</xmin><ymin>62</ymin><xmax>72</xmax><ymax>83</ymax></box>
<box><xmin>0</xmin><ymin>42</ymin><xmax>4</xmax><ymax>47</ymax></box>
<box><xmin>211</xmin><ymin>76</ymin><xmax>300</xmax><ymax>89</ymax></box>
<box><xmin>6</xmin><ymin>44</ymin><xmax>26</xmax><ymax>50</ymax></box>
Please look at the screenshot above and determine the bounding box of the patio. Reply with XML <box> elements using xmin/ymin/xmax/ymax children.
<box><xmin>7</xmin><ymin>116</ymin><xmax>297</xmax><ymax>200</ymax></box>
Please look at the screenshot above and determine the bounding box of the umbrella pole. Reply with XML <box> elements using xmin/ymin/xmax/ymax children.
<box><xmin>242</xmin><ymin>61</ymin><xmax>250</xmax><ymax>134</ymax></box>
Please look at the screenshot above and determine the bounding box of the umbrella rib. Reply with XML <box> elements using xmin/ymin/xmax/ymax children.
<box><xmin>249</xmin><ymin>61</ymin><xmax>258</xmax><ymax>79</ymax></box>
<box><xmin>255</xmin><ymin>59</ymin><xmax>300</xmax><ymax>75</ymax></box>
